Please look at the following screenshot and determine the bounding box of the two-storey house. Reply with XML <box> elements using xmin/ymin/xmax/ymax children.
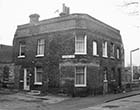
<box><xmin>13</xmin><ymin>5</ymin><xmax>124</xmax><ymax>96</ymax></box>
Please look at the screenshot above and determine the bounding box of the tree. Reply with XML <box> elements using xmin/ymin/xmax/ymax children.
<box><xmin>118</xmin><ymin>0</ymin><xmax>140</xmax><ymax>28</ymax></box>
<box><xmin>120</xmin><ymin>0</ymin><xmax>139</xmax><ymax>16</ymax></box>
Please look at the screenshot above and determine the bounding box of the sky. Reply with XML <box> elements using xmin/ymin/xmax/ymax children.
<box><xmin>0</xmin><ymin>0</ymin><xmax>140</xmax><ymax>66</ymax></box>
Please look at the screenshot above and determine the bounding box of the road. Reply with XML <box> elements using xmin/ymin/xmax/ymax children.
<box><xmin>0</xmin><ymin>91</ymin><xmax>140</xmax><ymax>110</ymax></box>
<box><xmin>81</xmin><ymin>95</ymin><xmax>140</xmax><ymax>110</ymax></box>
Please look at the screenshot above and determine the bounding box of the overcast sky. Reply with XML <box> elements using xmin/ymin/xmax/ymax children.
<box><xmin>0</xmin><ymin>0</ymin><xmax>140</xmax><ymax>66</ymax></box>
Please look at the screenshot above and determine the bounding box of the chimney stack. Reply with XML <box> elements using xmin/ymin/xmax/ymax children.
<box><xmin>29</xmin><ymin>14</ymin><xmax>40</xmax><ymax>24</ymax></box>
<box><xmin>60</xmin><ymin>3</ymin><xmax>70</xmax><ymax>16</ymax></box>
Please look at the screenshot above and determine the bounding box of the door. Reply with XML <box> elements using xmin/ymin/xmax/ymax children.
<box><xmin>103</xmin><ymin>67</ymin><xmax>108</xmax><ymax>94</ymax></box>
<box><xmin>24</xmin><ymin>68</ymin><xmax>30</xmax><ymax>90</ymax></box>
<box><xmin>118</xmin><ymin>68</ymin><xmax>121</xmax><ymax>88</ymax></box>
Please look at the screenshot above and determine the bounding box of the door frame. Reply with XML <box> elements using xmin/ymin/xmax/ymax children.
<box><xmin>23</xmin><ymin>68</ymin><xmax>30</xmax><ymax>90</ymax></box>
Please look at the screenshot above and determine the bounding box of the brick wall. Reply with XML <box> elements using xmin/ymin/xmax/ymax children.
<box><xmin>13</xmin><ymin>13</ymin><xmax>124</xmax><ymax>95</ymax></box>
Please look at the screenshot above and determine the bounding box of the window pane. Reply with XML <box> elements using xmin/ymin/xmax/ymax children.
<box><xmin>75</xmin><ymin>67</ymin><xmax>85</xmax><ymax>85</ymax></box>
<box><xmin>76</xmin><ymin>74</ymin><xmax>84</xmax><ymax>84</ymax></box>
<box><xmin>76</xmin><ymin>67</ymin><xmax>84</xmax><ymax>73</ymax></box>
<box><xmin>93</xmin><ymin>41</ymin><xmax>97</xmax><ymax>55</ymax></box>
<box><xmin>117</xmin><ymin>48</ymin><xmax>120</xmax><ymax>59</ymax></box>
<box><xmin>20</xmin><ymin>43</ymin><xmax>25</xmax><ymax>56</ymax></box>
<box><xmin>75</xmin><ymin>36</ymin><xmax>86</xmax><ymax>54</ymax></box>
<box><xmin>37</xmin><ymin>39</ymin><xmax>45</xmax><ymax>55</ymax></box>
<box><xmin>105</xmin><ymin>42</ymin><xmax>107</xmax><ymax>56</ymax></box>
<box><xmin>103</xmin><ymin>41</ymin><xmax>107</xmax><ymax>56</ymax></box>
<box><xmin>110</xmin><ymin>43</ymin><xmax>114</xmax><ymax>57</ymax></box>
<box><xmin>36</xmin><ymin>67</ymin><xmax>43</xmax><ymax>83</ymax></box>
<box><xmin>36</xmin><ymin>72</ymin><xmax>42</xmax><ymax>82</ymax></box>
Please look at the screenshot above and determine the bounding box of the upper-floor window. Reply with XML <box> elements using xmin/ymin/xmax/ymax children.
<box><xmin>75</xmin><ymin>35</ymin><xmax>87</xmax><ymax>55</ymax></box>
<box><xmin>18</xmin><ymin>43</ymin><xmax>25</xmax><ymax>58</ymax></box>
<box><xmin>36</xmin><ymin>39</ymin><xmax>45</xmax><ymax>57</ymax></box>
<box><xmin>102</xmin><ymin>41</ymin><xmax>108</xmax><ymax>57</ymax></box>
<box><xmin>34</xmin><ymin>67</ymin><xmax>43</xmax><ymax>85</ymax></box>
<box><xmin>93</xmin><ymin>41</ymin><xmax>98</xmax><ymax>56</ymax></box>
<box><xmin>75</xmin><ymin>66</ymin><xmax>86</xmax><ymax>87</ymax></box>
<box><xmin>110</xmin><ymin>43</ymin><xmax>115</xmax><ymax>58</ymax></box>
<box><xmin>117</xmin><ymin>48</ymin><xmax>120</xmax><ymax>59</ymax></box>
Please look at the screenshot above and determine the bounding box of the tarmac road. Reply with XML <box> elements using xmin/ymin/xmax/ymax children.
<box><xmin>0</xmin><ymin>89</ymin><xmax>140</xmax><ymax>110</ymax></box>
<box><xmin>81</xmin><ymin>94</ymin><xmax>140</xmax><ymax>110</ymax></box>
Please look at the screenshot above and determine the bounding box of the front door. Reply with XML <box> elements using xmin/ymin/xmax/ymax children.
<box><xmin>24</xmin><ymin>68</ymin><xmax>30</xmax><ymax>90</ymax></box>
<box><xmin>103</xmin><ymin>68</ymin><xmax>108</xmax><ymax>94</ymax></box>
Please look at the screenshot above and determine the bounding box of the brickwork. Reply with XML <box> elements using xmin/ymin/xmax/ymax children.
<box><xmin>13</xmin><ymin>13</ymin><xmax>124</xmax><ymax>96</ymax></box>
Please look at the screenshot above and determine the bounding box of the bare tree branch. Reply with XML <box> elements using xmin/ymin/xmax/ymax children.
<box><xmin>123</xmin><ymin>2</ymin><xmax>139</xmax><ymax>6</ymax></box>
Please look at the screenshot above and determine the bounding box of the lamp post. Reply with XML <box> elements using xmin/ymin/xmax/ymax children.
<box><xmin>130</xmin><ymin>48</ymin><xmax>139</xmax><ymax>82</ymax></box>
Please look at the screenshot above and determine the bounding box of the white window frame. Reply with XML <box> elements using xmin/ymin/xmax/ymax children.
<box><xmin>18</xmin><ymin>43</ymin><xmax>25</xmax><ymax>58</ymax></box>
<box><xmin>102</xmin><ymin>41</ymin><xmax>108</xmax><ymax>57</ymax></box>
<box><xmin>117</xmin><ymin>48</ymin><xmax>120</xmax><ymax>59</ymax></box>
<box><xmin>36</xmin><ymin>39</ymin><xmax>45</xmax><ymax>57</ymax></box>
<box><xmin>75</xmin><ymin>35</ymin><xmax>87</xmax><ymax>55</ymax></box>
<box><xmin>34</xmin><ymin>67</ymin><xmax>42</xmax><ymax>85</ymax></box>
<box><xmin>110</xmin><ymin>43</ymin><xmax>115</xmax><ymax>58</ymax></box>
<box><xmin>75</xmin><ymin>66</ymin><xmax>87</xmax><ymax>87</ymax></box>
<box><xmin>93</xmin><ymin>41</ymin><xmax>99</xmax><ymax>56</ymax></box>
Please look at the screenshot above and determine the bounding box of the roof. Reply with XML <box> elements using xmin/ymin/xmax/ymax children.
<box><xmin>0</xmin><ymin>44</ymin><xmax>13</xmax><ymax>63</ymax></box>
<box><xmin>14</xmin><ymin>13</ymin><xmax>121</xmax><ymax>40</ymax></box>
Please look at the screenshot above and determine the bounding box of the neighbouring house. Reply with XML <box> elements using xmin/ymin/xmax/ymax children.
<box><xmin>0</xmin><ymin>44</ymin><xmax>15</xmax><ymax>88</ymax></box>
<box><xmin>122</xmin><ymin>66</ymin><xmax>140</xmax><ymax>84</ymax></box>
<box><xmin>122</xmin><ymin>67</ymin><xmax>131</xmax><ymax>84</ymax></box>
<box><xmin>13</xmin><ymin>4</ymin><xmax>124</xmax><ymax>96</ymax></box>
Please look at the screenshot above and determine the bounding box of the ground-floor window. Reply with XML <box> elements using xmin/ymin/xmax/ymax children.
<box><xmin>34</xmin><ymin>67</ymin><xmax>43</xmax><ymax>85</ymax></box>
<box><xmin>75</xmin><ymin>66</ymin><xmax>86</xmax><ymax>87</ymax></box>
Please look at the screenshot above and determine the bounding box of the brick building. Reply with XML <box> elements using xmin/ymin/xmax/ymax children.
<box><xmin>13</xmin><ymin>5</ymin><xmax>124</xmax><ymax>96</ymax></box>
<box><xmin>0</xmin><ymin>44</ymin><xmax>15</xmax><ymax>88</ymax></box>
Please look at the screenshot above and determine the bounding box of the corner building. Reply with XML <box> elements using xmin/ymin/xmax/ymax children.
<box><xmin>13</xmin><ymin>8</ymin><xmax>124</xmax><ymax>96</ymax></box>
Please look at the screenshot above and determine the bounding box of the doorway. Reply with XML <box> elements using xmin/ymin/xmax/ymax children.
<box><xmin>23</xmin><ymin>68</ymin><xmax>30</xmax><ymax>90</ymax></box>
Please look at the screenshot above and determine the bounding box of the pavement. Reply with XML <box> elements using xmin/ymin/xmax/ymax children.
<box><xmin>0</xmin><ymin>88</ymin><xmax>140</xmax><ymax>110</ymax></box>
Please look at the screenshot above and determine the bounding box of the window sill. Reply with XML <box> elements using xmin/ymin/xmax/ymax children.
<box><xmin>74</xmin><ymin>53</ymin><xmax>87</xmax><ymax>55</ymax></box>
<box><xmin>34</xmin><ymin>82</ymin><xmax>42</xmax><ymax>85</ymax></box>
<box><xmin>62</xmin><ymin>55</ymin><xmax>75</xmax><ymax>59</ymax></box>
<box><xmin>110</xmin><ymin>56</ymin><xmax>115</xmax><ymax>59</ymax></box>
<box><xmin>35</xmin><ymin>55</ymin><xmax>44</xmax><ymax>57</ymax></box>
<box><xmin>93</xmin><ymin>54</ymin><xmax>99</xmax><ymax>57</ymax></box>
<box><xmin>18</xmin><ymin>56</ymin><xmax>25</xmax><ymax>58</ymax></box>
<box><xmin>102</xmin><ymin>55</ymin><xmax>108</xmax><ymax>58</ymax></box>
<box><xmin>75</xmin><ymin>84</ymin><xmax>86</xmax><ymax>87</ymax></box>
<box><xmin>117</xmin><ymin>58</ymin><xmax>120</xmax><ymax>60</ymax></box>
<box><xmin>103</xmin><ymin>80</ymin><xmax>108</xmax><ymax>82</ymax></box>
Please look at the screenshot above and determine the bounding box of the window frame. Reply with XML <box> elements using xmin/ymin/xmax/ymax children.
<box><xmin>117</xmin><ymin>48</ymin><xmax>120</xmax><ymax>59</ymax></box>
<box><xmin>18</xmin><ymin>42</ymin><xmax>25</xmax><ymax>58</ymax></box>
<box><xmin>93</xmin><ymin>40</ymin><xmax>99</xmax><ymax>56</ymax></box>
<box><xmin>75</xmin><ymin>35</ymin><xmax>87</xmax><ymax>55</ymax></box>
<box><xmin>34</xmin><ymin>67</ymin><xmax>43</xmax><ymax>85</ymax></box>
<box><xmin>102</xmin><ymin>41</ymin><xmax>108</xmax><ymax>57</ymax></box>
<box><xmin>110</xmin><ymin>42</ymin><xmax>115</xmax><ymax>58</ymax></box>
<box><xmin>36</xmin><ymin>39</ymin><xmax>45</xmax><ymax>57</ymax></box>
<box><xmin>75</xmin><ymin>66</ymin><xmax>87</xmax><ymax>87</ymax></box>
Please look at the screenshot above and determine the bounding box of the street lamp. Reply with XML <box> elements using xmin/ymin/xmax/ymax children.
<box><xmin>130</xmin><ymin>48</ymin><xmax>139</xmax><ymax>82</ymax></box>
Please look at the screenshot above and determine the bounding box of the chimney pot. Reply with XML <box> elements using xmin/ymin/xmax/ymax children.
<box><xmin>60</xmin><ymin>4</ymin><xmax>70</xmax><ymax>17</ymax></box>
<box><xmin>29</xmin><ymin>14</ymin><xmax>40</xmax><ymax>24</ymax></box>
